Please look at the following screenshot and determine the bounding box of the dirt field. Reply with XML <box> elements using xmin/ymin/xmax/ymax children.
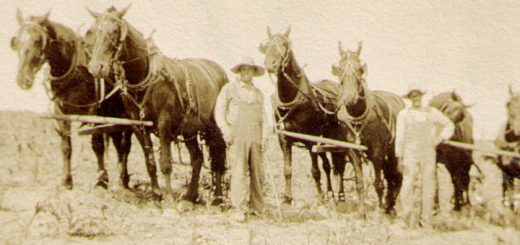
<box><xmin>0</xmin><ymin>111</ymin><xmax>519</xmax><ymax>244</ymax></box>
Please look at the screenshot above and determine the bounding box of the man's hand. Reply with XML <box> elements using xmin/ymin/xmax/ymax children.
<box><xmin>397</xmin><ymin>157</ymin><xmax>403</xmax><ymax>173</ymax></box>
<box><xmin>261</xmin><ymin>137</ymin><xmax>269</xmax><ymax>151</ymax></box>
<box><xmin>223</xmin><ymin>131</ymin><xmax>233</xmax><ymax>145</ymax></box>
<box><xmin>434</xmin><ymin>137</ymin><xmax>446</xmax><ymax>146</ymax></box>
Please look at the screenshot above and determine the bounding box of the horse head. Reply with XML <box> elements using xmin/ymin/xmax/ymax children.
<box><xmin>332</xmin><ymin>41</ymin><xmax>368</xmax><ymax>108</ymax></box>
<box><xmin>442</xmin><ymin>91</ymin><xmax>472</xmax><ymax>123</ymax></box>
<box><xmin>11</xmin><ymin>9</ymin><xmax>51</xmax><ymax>90</ymax></box>
<box><xmin>259</xmin><ymin>26</ymin><xmax>291</xmax><ymax>74</ymax></box>
<box><xmin>86</xmin><ymin>5</ymin><xmax>131</xmax><ymax>79</ymax></box>
<box><xmin>507</xmin><ymin>85</ymin><xmax>520</xmax><ymax>135</ymax></box>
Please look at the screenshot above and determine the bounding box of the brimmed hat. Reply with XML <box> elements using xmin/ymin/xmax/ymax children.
<box><xmin>403</xmin><ymin>89</ymin><xmax>426</xmax><ymax>98</ymax></box>
<box><xmin>402</xmin><ymin>84</ymin><xmax>426</xmax><ymax>98</ymax></box>
<box><xmin>231</xmin><ymin>57</ymin><xmax>265</xmax><ymax>77</ymax></box>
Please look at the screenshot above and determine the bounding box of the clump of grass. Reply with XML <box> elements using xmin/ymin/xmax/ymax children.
<box><xmin>27</xmin><ymin>190</ymin><xmax>129</xmax><ymax>238</ymax></box>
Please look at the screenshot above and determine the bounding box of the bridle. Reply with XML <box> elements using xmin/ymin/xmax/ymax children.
<box><xmin>336</xmin><ymin>52</ymin><xmax>372</xmax><ymax>143</ymax></box>
<box><xmin>337</xmin><ymin>52</ymin><xmax>367</xmax><ymax>101</ymax></box>
<box><xmin>265</xmin><ymin>35</ymin><xmax>335</xmax><ymax>128</ymax></box>
<box><xmin>15</xmin><ymin>21</ymin><xmax>49</xmax><ymax>68</ymax></box>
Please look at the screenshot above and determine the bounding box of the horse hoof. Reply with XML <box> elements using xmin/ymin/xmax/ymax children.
<box><xmin>336</xmin><ymin>202</ymin><xmax>349</xmax><ymax>213</ymax></box>
<box><xmin>385</xmin><ymin>208</ymin><xmax>397</xmax><ymax>218</ymax></box>
<box><xmin>210</xmin><ymin>197</ymin><xmax>224</xmax><ymax>206</ymax></box>
<box><xmin>282</xmin><ymin>195</ymin><xmax>293</xmax><ymax>205</ymax></box>
<box><xmin>120</xmin><ymin>176</ymin><xmax>130</xmax><ymax>189</ymax></box>
<box><xmin>177</xmin><ymin>200</ymin><xmax>194</xmax><ymax>213</ymax></box>
<box><xmin>62</xmin><ymin>176</ymin><xmax>73</xmax><ymax>190</ymax></box>
<box><xmin>95</xmin><ymin>180</ymin><xmax>109</xmax><ymax>190</ymax></box>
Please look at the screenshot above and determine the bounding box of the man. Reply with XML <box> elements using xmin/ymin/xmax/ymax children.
<box><xmin>214</xmin><ymin>57</ymin><xmax>269</xmax><ymax>222</ymax></box>
<box><xmin>395</xmin><ymin>86</ymin><xmax>454</xmax><ymax>228</ymax></box>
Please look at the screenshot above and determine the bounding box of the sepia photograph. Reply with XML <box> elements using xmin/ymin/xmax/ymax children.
<box><xmin>1</xmin><ymin>0</ymin><xmax>519</xmax><ymax>244</ymax></box>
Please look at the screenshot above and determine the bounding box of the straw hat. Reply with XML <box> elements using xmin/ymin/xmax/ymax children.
<box><xmin>403</xmin><ymin>83</ymin><xmax>426</xmax><ymax>98</ymax></box>
<box><xmin>231</xmin><ymin>57</ymin><xmax>265</xmax><ymax>77</ymax></box>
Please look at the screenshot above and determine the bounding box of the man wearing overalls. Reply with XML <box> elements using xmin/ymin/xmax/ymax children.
<box><xmin>214</xmin><ymin>57</ymin><xmax>269</xmax><ymax>222</ymax></box>
<box><xmin>395</xmin><ymin>86</ymin><xmax>454</xmax><ymax>228</ymax></box>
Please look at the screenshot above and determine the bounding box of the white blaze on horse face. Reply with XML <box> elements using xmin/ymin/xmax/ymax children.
<box><xmin>262</xmin><ymin>35</ymin><xmax>288</xmax><ymax>73</ymax></box>
<box><xmin>337</xmin><ymin>52</ymin><xmax>365</xmax><ymax>106</ymax></box>
<box><xmin>88</xmin><ymin>16</ymin><xmax>122</xmax><ymax>78</ymax></box>
<box><xmin>13</xmin><ymin>24</ymin><xmax>45</xmax><ymax>90</ymax></box>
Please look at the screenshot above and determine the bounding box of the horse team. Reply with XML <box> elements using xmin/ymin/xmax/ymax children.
<box><xmin>11</xmin><ymin>6</ymin><xmax>520</xmax><ymax>213</ymax></box>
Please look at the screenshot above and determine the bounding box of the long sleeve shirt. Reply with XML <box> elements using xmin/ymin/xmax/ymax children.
<box><xmin>214</xmin><ymin>79</ymin><xmax>270</xmax><ymax>140</ymax></box>
<box><xmin>395</xmin><ymin>106</ymin><xmax>455</xmax><ymax>158</ymax></box>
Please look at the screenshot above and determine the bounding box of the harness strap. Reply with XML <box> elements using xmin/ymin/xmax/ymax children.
<box><xmin>372</xmin><ymin>94</ymin><xmax>396</xmax><ymax>143</ymax></box>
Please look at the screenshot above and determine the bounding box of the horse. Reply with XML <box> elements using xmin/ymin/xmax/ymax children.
<box><xmin>85</xmin><ymin>6</ymin><xmax>228</xmax><ymax>208</ymax></box>
<box><xmin>259</xmin><ymin>27</ymin><xmax>361</xmax><ymax>206</ymax></box>
<box><xmin>495</xmin><ymin>85</ymin><xmax>520</xmax><ymax>210</ymax></box>
<box><xmin>332</xmin><ymin>41</ymin><xmax>404</xmax><ymax>214</ymax></box>
<box><xmin>11</xmin><ymin>10</ymin><xmax>133</xmax><ymax>189</ymax></box>
<box><xmin>429</xmin><ymin>91</ymin><xmax>475</xmax><ymax>211</ymax></box>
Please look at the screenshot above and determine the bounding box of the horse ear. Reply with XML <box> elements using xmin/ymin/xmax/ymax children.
<box><xmin>266</xmin><ymin>26</ymin><xmax>273</xmax><ymax>39</ymax></box>
<box><xmin>357</xmin><ymin>41</ymin><xmax>363</xmax><ymax>56</ymax></box>
<box><xmin>87</xmin><ymin>8</ymin><xmax>102</xmax><ymax>19</ymax></box>
<box><xmin>117</xmin><ymin>3</ymin><xmax>132</xmax><ymax>18</ymax></box>
<box><xmin>16</xmin><ymin>8</ymin><xmax>23</xmax><ymax>25</ymax></box>
<box><xmin>258</xmin><ymin>43</ymin><xmax>266</xmax><ymax>54</ymax></box>
<box><xmin>464</xmin><ymin>103</ymin><xmax>475</xmax><ymax>109</ymax></box>
<box><xmin>331</xmin><ymin>64</ymin><xmax>340</xmax><ymax>76</ymax></box>
<box><xmin>338</xmin><ymin>41</ymin><xmax>345</xmax><ymax>56</ymax></box>
<box><xmin>41</xmin><ymin>9</ymin><xmax>51</xmax><ymax>21</ymax></box>
<box><xmin>284</xmin><ymin>26</ymin><xmax>291</xmax><ymax>37</ymax></box>
<box><xmin>10</xmin><ymin>37</ymin><xmax>18</xmax><ymax>50</ymax></box>
<box><xmin>361</xmin><ymin>63</ymin><xmax>368</xmax><ymax>76</ymax></box>
<box><xmin>451</xmin><ymin>90</ymin><xmax>459</xmax><ymax>101</ymax></box>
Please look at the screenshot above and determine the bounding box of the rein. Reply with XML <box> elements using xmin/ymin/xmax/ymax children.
<box><xmin>20</xmin><ymin>21</ymin><xmax>115</xmax><ymax>110</ymax></box>
<box><xmin>267</xmin><ymin>37</ymin><xmax>333</xmax><ymax>126</ymax></box>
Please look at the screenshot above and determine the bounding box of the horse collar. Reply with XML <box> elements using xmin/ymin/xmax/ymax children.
<box><xmin>48</xmin><ymin>38</ymin><xmax>80</xmax><ymax>81</ymax></box>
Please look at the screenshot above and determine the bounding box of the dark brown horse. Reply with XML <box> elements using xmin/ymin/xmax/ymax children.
<box><xmin>11</xmin><ymin>10</ymin><xmax>133</xmax><ymax>189</ymax></box>
<box><xmin>429</xmin><ymin>91</ymin><xmax>475</xmax><ymax>211</ymax></box>
<box><xmin>86</xmin><ymin>6</ymin><xmax>228</xmax><ymax>207</ymax></box>
<box><xmin>333</xmin><ymin>42</ymin><xmax>404</xmax><ymax>213</ymax></box>
<box><xmin>495</xmin><ymin>86</ymin><xmax>520</xmax><ymax>210</ymax></box>
<box><xmin>259</xmin><ymin>27</ymin><xmax>360</xmax><ymax>205</ymax></box>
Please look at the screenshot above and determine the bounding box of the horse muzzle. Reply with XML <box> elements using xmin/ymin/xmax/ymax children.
<box><xmin>88</xmin><ymin>60</ymin><xmax>110</xmax><ymax>79</ymax></box>
<box><xmin>16</xmin><ymin>72</ymin><xmax>34</xmax><ymax>90</ymax></box>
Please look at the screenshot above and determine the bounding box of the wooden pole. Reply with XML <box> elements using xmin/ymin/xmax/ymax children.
<box><xmin>275</xmin><ymin>129</ymin><xmax>368</xmax><ymax>151</ymax></box>
<box><xmin>78</xmin><ymin>124</ymin><xmax>133</xmax><ymax>135</ymax></box>
<box><xmin>444</xmin><ymin>140</ymin><xmax>520</xmax><ymax>158</ymax></box>
<box><xmin>41</xmin><ymin>114</ymin><xmax>153</xmax><ymax>127</ymax></box>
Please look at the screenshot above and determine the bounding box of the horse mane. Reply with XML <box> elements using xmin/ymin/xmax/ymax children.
<box><xmin>429</xmin><ymin>92</ymin><xmax>473</xmax><ymax>142</ymax></box>
<box><xmin>276</xmin><ymin>46</ymin><xmax>313</xmax><ymax>104</ymax></box>
<box><xmin>40</xmin><ymin>18</ymin><xmax>78</xmax><ymax>43</ymax></box>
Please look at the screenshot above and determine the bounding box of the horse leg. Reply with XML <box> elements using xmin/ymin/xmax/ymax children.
<box><xmin>280</xmin><ymin>136</ymin><xmax>293</xmax><ymax>204</ymax></box>
<box><xmin>446</xmin><ymin>162</ymin><xmax>464</xmax><ymax>211</ymax></box>
<box><xmin>503</xmin><ymin>171</ymin><xmax>514</xmax><ymax>210</ymax></box>
<box><xmin>321</xmin><ymin>152</ymin><xmax>334</xmax><ymax>199</ymax></box>
<box><xmin>383</xmin><ymin>151</ymin><xmax>402</xmax><ymax>214</ymax></box>
<box><xmin>309</xmin><ymin>149</ymin><xmax>323</xmax><ymax>198</ymax></box>
<box><xmin>371</xmin><ymin>155</ymin><xmax>385</xmax><ymax>209</ymax></box>
<box><xmin>347</xmin><ymin>150</ymin><xmax>364</xmax><ymax>213</ymax></box>
<box><xmin>133</xmin><ymin>126</ymin><xmax>160</xmax><ymax>198</ymax></box>
<box><xmin>206</xmin><ymin>126</ymin><xmax>227</xmax><ymax>206</ymax></box>
<box><xmin>157</xmin><ymin>113</ymin><xmax>174</xmax><ymax>197</ymax></box>
<box><xmin>110</xmin><ymin>131</ymin><xmax>132</xmax><ymax>189</ymax></box>
<box><xmin>91</xmin><ymin>133</ymin><xmax>109</xmax><ymax>189</ymax></box>
<box><xmin>57</xmin><ymin>120</ymin><xmax>73</xmax><ymax>189</ymax></box>
<box><xmin>460</xmin><ymin>160</ymin><xmax>472</xmax><ymax>208</ymax></box>
<box><xmin>183</xmin><ymin>137</ymin><xmax>204</xmax><ymax>204</ymax></box>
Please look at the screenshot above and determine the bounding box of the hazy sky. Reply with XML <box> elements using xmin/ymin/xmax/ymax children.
<box><xmin>2</xmin><ymin>0</ymin><xmax>520</xmax><ymax>140</ymax></box>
